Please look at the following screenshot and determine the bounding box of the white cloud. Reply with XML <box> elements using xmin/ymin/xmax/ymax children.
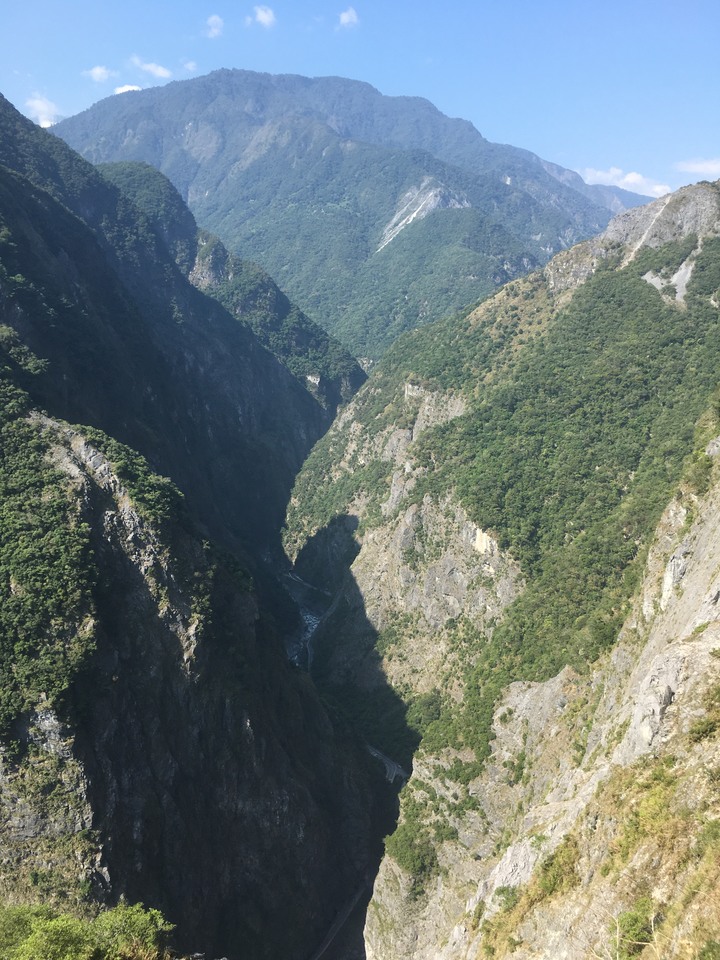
<box><xmin>338</xmin><ymin>6</ymin><xmax>359</xmax><ymax>28</ymax></box>
<box><xmin>580</xmin><ymin>166</ymin><xmax>670</xmax><ymax>199</ymax></box>
<box><xmin>25</xmin><ymin>93</ymin><xmax>59</xmax><ymax>127</ymax></box>
<box><xmin>184</xmin><ymin>60</ymin><xmax>198</xmax><ymax>72</ymax></box>
<box><xmin>130</xmin><ymin>55</ymin><xmax>172</xmax><ymax>79</ymax></box>
<box><xmin>83</xmin><ymin>65</ymin><xmax>117</xmax><ymax>83</ymax></box>
<box><xmin>248</xmin><ymin>5</ymin><xmax>276</xmax><ymax>27</ymax></box>
<box><xmin>675</xmin><ymin>158</ymin><xmax>720</xmax><ymax>177</ymax></box>
<box><xmin>115</xmin><ymin>84</ymin><xmax>143</xmax><ymax>95</ymax></box>
<box><xmin>205</xmin><ymin>14</ymin><xmax>224</xmax><ymax>38</ymax></box>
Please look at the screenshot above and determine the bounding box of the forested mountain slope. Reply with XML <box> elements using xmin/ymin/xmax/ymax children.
<box><xmin>0</xmin><ymin>93</ymin><xmax>377</xmax><ymax>959</ymax></box>
<box><xmin>5</xmin><ymin>70</ymin><xmax>718</xmax><ymax>960</ymax></box>
<box><xmin>54</xmin><ymin>70</ymin><xmax>649</xmax><ymax>359</ymax></box>
<box><xmin>97</xmin><ymin>159</ymin><xmax>365</xmax><ymax>411</ymax></box>
<box><xmin>284</xmin><ymin>180</ymin><xmax>720</xmax><ymax>958</ymax></box>
<box><xmin>0</xmin><ymin>92</ymin><xmax>356</xmax><ymax>551</ymax></box>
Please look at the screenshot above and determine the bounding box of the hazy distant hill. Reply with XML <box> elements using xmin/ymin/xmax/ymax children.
<box><xmin>55</xmin><ymin>69</ymin><xmax>649</xmax><ymax>358</ymax></box>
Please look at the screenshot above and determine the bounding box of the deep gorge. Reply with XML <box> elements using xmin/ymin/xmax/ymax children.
<box><xmin>1</xmin><ymin>72</ymin><xmax>720</xmax><ymax>960</ymax></box>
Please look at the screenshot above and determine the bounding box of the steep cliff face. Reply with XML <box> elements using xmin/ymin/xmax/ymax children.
<box><xmin>293</xmin><ymin>384</ymin><xmax>522</xmax><ymax>720</ymax></box>
<box><xmin>0</xmin><ymin>97</ymin><xmax>335</xmax><ymax>554</ymax></box>
<box><xmin>365</xmin><ymin>457</ymin><xmax>720</xmax><ymax>959</ymax></box>
<box><xmin>0</xmin><ymin>405</ymin><xmax>373</xmax><ymax>960</ymax></box>
<box><xmin>0</xmin><ymin>94</ymin><xmax>376</xmax><ymax>959</ymax></box>
<box><xmin>96</xmin><ymin>160</ymin><xmax>366</xmax><ymax>415</ymax></box>
<box><xmin>285</xmin><ymin>180</ymin><xmax>720</xmax><ymax>958</ymax></box>
<box><xmin>544</xmin><ymin>179</ymin><xmax>720</xmax><ymax>301</ymax></box>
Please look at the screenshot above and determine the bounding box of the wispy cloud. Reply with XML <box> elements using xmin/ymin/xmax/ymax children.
<box><xmin>25</xmin><ymin>93</ymin><xmax>59</xmax><ymax>127</ymax></box>
<box><xmin>675</xmin><ymin>158</ymin><xmax>720</xmax><ymax>178</ymax></box>
<box><xmin>130</xmin><ymin>55</ymin><xmax>172</xmax><ymax>79</ymax></box>
<box><xmin>183</xmin><ymin>60</ymin><xmax>198</xmax><ymax>72</ymax></box>
<box><xmin>581</xmin><ymin>166</ymin><xmax>670</xmax><ymax>199</ymax></box>
<box><xmin>115</xmin><ymin>84</ymin><xmax>142</xmax><ymax>95</ymax></box>
<box><xmin>338</xmin><ymin>6</ymin><xmax>359</xmax><ymax>28</ymax></box>
<box><xmin>246</xmin><ymin>6</ymin><xmax>276</xmax><ymax>27</ymax></box>
<box><xmin>82</xmin><ymin>65</ymin><xmax>117</xmax><ymax>83</ymax></box>
<box><xmin>205</xmin><ymin>14</ymin><xmax>224</xmax><ymax>38</ymax></box>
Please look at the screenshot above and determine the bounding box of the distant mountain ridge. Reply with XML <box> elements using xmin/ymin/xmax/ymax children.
<box><xmin>54</xmin><ymin>69</ymin><xmax>650</xmax><ymax>358</ymax></box>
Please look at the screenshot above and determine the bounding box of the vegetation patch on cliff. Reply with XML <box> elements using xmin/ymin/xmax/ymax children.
<box><xmin>0</xmin><ymin>900</ymin><xmax>174</xmax><ymax>960</ymax></box>
<box><xmin>473</xmin><ymin>835</ymin><xmax>581</xmax><ymax>956</ymax></box>
<box><xmin>0</xmin><ymin>381</ymin><xmax>95</xmax><ymax>742</ymax></box>
<box><xmin>290</xmin><ymin>230</ymin><xmax>720</xmax><ymax>774</ymax></box>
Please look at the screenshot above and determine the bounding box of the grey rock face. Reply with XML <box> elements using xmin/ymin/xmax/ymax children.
<box><xmin>0</xmin><ymin>417</ymin><xmax>372</xmax><ymax>960</ymax></box>
<box><xmin>356</xmin><ymin>184</ymin><xmax>720</xmax><ymax>960</ymax></box>
<box><xmin>544</xmin><ymin>180</ymin><xmax>720</xmax><ymax>300</ymax></box>
<box><xmin>365</xmin><ymin>473</ymin><xmax>720</xmax><ymax>960</ymax></box>
<box><xmin>606</xmin><ymin>181</ymin><xmax>720</xmax><ymax>255</ymax></box>
<box><xmin>293</xmin><ymin>375</ymin><xmax>520</xmax><ymax>696</ymax></box>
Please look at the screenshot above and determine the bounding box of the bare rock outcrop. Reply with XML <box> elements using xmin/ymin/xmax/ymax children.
<box><xmin>378</xmin><ymin>178</ymin><xmax>472</xmax><ymax>251</ymax></box>
<box><xmin>544</xmin><ymin>179</ymin><xmax>720</xmax><ymax>299</ymax></box>
<box><xmin>365</xmin><ymin>475</ymin><xmax>720</xmax><ymax>959</ymax></box>
<box><xmin>0</xmin><ymin>415</ymin><xmax>372</xmax><ymax>960</ymax></box>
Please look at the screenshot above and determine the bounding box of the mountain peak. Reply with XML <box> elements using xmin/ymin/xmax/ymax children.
<box><xmin>544</xmin><ymin>178</ymin><xmax>720</xmax><ymax>299</ymax></box>
<box><xmin>54</xmin><ymin>67</ymin><xmax>650</xmax><ymax>359</ymax></box>
<box><xmin>606</xmin><ymin>177</ymin><xmax>720</xmax><ymax>253</ymax></box>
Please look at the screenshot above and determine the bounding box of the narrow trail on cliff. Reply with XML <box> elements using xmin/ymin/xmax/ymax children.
<box><xmin>306</xmin><ymin>882</ymin><xmax>373</xmax><ymax>960</ymax></box>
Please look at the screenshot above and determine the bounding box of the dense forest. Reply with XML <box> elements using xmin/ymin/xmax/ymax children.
<box><xmin>55</xmin><ymin>69</ymin><xmax>647</xmax><ymax>359</ymax></box>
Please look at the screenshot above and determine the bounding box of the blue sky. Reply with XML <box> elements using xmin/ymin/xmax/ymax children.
<box><xmin>2</xmin><ymin>0</ymin><xmax>719</xmax><ymax>197</ymax></box>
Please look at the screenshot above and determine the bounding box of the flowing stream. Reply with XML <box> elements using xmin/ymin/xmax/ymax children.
<box><xmin>281</xmin><ymin>571</ymin><xmax>408</xmax><ymax>959</ymax></box>
<box><xmin>282</xmin><ymin>571</ymin><xmax>331</xmax><ymax>669</ymax></box>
